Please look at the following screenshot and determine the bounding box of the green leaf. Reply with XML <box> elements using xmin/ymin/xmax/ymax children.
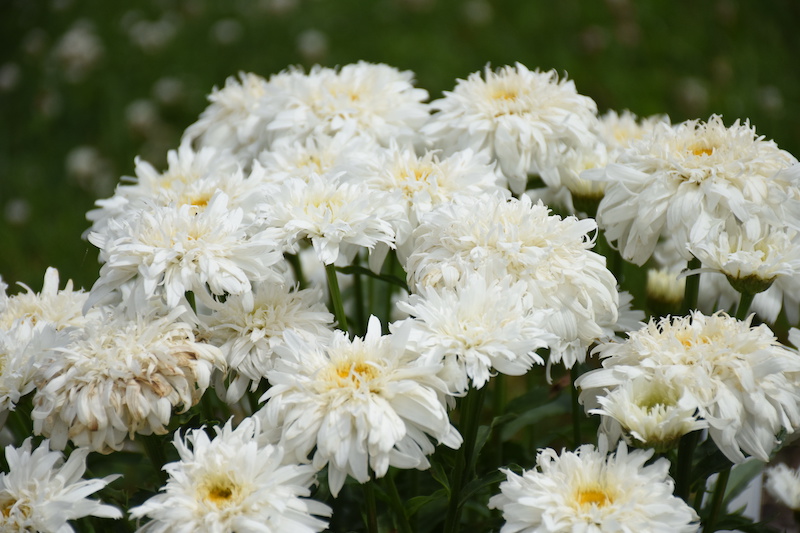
<box><xmin>500</xmin><ymin>395</ymin><xmax>571</xmax><ymax>441</ymax></box>
<box><xmin>406</xmin><ymin>488</ymin><xmax>448</xmax><ymax>517</ymax></box>
<box><xmin>459</xmin><ymin>470</ymin><xmax>507</xmax><ymax>506</ymax></box>
<box><xmin>430</xmin><ymin>459</ymin><xmax>450</xmax><ymax>493</ymax></box>
<box><xmin>723</xmin><ymin>459</ymin><xmax>765</xmax><ymax>508</ymax></box>
<box><xmin>335</xmin><ymin>264</ymin><xmax>409</xmax><ymax>292</ymax></box>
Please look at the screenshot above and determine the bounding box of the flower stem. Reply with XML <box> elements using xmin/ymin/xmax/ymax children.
<box><xmin>705</xmin><ymin>465</ymin><xmax>731</xmax><ymax>532</ymax></box>
<box><xmin>570</xmin><ymin>364</ymin><xmax>583</xmax><ymax>447</ymax></box>
<box><xmin>385</xmin><ymin>471</ymin><xmax>413</xmax><ymax>533</ymax></box>
<box><xmin>682</xmin><ymin>256</ymin><xmax>702</xmax><ymax>312</ymax></box>
<box><xmin>675</xmin><ymin>429</ymin><xmax>700</xmax><ymax>501</ymax></box>
<box><xmin>286</xmin><ymin>252</ymin><xmax>308</xmax><ymax>290</ymax></box>
<box><xmin>734</xmin><ymin>291</ymin><xmax>755</xmax><ymax>321</ymax></box>
<box><xmin>325</xmin><ymin>262</ymin><xmax>349</xmax><ymax>334</ymax></box>
<box><xmin>443</xmin><ymin>386</ymin><xmax>487</xmax><ymax>533</ymax></box>
<box><xmin>363</xmin><ymin>479</ymin><xmax>379</xmax><ymax>533</ymax></box>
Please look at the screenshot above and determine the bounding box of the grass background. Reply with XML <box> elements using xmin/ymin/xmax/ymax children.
<box><xmin>1</xmin><ymin>0</ymin><xmax>798</xmax><ymax>292</ymax></box>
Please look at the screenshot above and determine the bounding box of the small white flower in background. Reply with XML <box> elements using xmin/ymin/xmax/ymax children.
<box><xmin>199</xmin><ymin>280</ymin><xmax>334</xmax><ymax>403</ymax></box>
<box><xmin>578</xmin><ymin>311</ymin><xmax>800</xmax><ymax>463</ymax></box>
<box><xmin>595</xmin><ymin>109</ymin><xmax>671</xmax><ymax>159</ymax></box>
<box><xmin>129</xmin><ymin>417</ymin><xmax>331</xmax><ymax>533</ymax></box>
<box><xmin>87</xmin><ymin>191</ymin><xmax>284</xmax><ymax>312</ymax></box>
<box><xmin>588</xmin><ymin>374</ymin><xmax>707</xmax><ymax>452</ymax></box>
<box><xmin>588</xmin><ymin>115</ymin><xmax>800</xmax><ymax>265</ymax></box>
<box><xmin>423</xmin><ymin>63</ymin><xmax>598</xmax><ymax>193</ymax></box>
<box><xmin>256</xmin><ymin>173</ymin><xmax>402</xmax><ymax>267</ymax></box>
<box><xmin>0</xmin><ymin>438</ymin><xmax>122</xmax><ymax>532</ymax></box>
<box><xmin>259</xmin><ymin>316</ymin><xmax>462</xmax><ymax>497</ymax></box>
<box><xmin>765</xmin><ymin>463</ymin><xmax>800</xmax><ymax>511</ymax></box>
<box><xmin>488</xmin><ymin>437</ymin><xmax>700</xmax><ymax>533</ymax></box>
<box><xmin>182</xmin><ymin>72</ymin><xmax>274</xmax><ymax>162</ymax></box>
<box><xmin>406</xmin><ymin>192</ymin><xmax>619</xmax><ymax>369</ymax></box>
<box><xmin>265</xmin><ymin>61</ymin><xmax>429</xmax><ymax>148</ymax></box>
<box><xmin>32</xmin><ymin>306</ymin><xmax>226</xmax><ymax>453</ymax></box>
<box><xmin>396</xmin><ymin>274</ymin><xmax>555</xmax><ymax>392</ymax></box>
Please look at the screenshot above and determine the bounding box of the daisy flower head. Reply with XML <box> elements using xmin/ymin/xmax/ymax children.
<box><xmin>765</xmin><ymin>463</ymin><xmax>800</xmax><ymax>511</ymax></box>
<box><xmin>199</xmin><ymin>280</ymin><xmax>334</xmax><ymax>403</ymax></box>
<box><xmin>397</xmin><ymin>273</ymin><xmax>555</xmax><ymax>393</ymax></box>
<box><xmin>32</xmin><ymin>306</ymin><xmax>226</xmax><ymax>453</ymax></box>
<box><xmin>182</xmin><ymin>71</ymin><xmax>274</xmax><ymax>161</ymax></box>
<box><xmin>423</xmin><ymin>63</ymin><xmax>598</xmax><ymax>193</ymax></box>
<box><xmin>0</xmin><ymin>437</ymin><xmax>122</xmax><ymax>532</ymax></box>
<box><xmin>578</xmin><ymin>311</ymin><xmax>800</xmax><ymax>463</ymax></box>
<box><xmin>0</xmin><ymin>267</ymin><xmax>92</xmax><ymax>332</ymax></box>
<box><xmin>260</xmin><ymin>316</ymin><xmax>462</xmax><ymax>497</ymax></box>
<box><xmin>266</xmin><ymin>62</ymin><xmax>429</xmax><ymax>147</ymax></box>
<box><xmin>590</xmin><ymin>115</ymin><xmax>800</xmax><ymax>265</ymax></box>
<box><xmin>588</xmin><ymin>374</ymin><xmax>707</xmax><ymax>453</ymax></box>
<box><xmin>87</xmin><ymin>191</ymin><xmax>284</xmax><ymax>312</ymax></box>
<box><xmin>129</xmin><ymin>417</ymin><xmax>331</xmax><ymax>533</ymax></box>
<box><xmin>256</xmin><ymin>173</ymin><xmax>403</xmax><ymax>266</ymax></box>
<box><xmin>488</xmin><ymin>437</ymin><xmax>699</xmax><ymax>533</ymax></box>
<box><xmin>406</xmin><ymin>192</ymin><xmax>619</xmax><ymax>368</ymax></box>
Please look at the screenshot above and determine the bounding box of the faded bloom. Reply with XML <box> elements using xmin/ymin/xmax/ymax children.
<box><xmin>0</xmin><ymin>438</ymin><xmax>121</xmax><ymax>532</ymax></box>
<box><xmin>765</xmin><ymin>463</ymin><xmax>800</xmax><ymax>511</ymax></box>
<box><xmin>129</xmin><ymin>417</ymin><xmax>331</xmax><ymax>533</ymax></box>
<box><xmin>32</xmin><ymin>307</ymin><xmax>225</xmax><ymax>453</ymax></box>
<box><xmin>489</xmin><ymin>438</ymin><xmax>699</xmax><ymax>532</ymax></box>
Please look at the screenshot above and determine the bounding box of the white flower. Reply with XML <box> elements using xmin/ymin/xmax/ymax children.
<box><xmin>199</xmin><ymin>280</ymin><xmax>334</xmax><ymax>403</ymax></box>
<box><xmin>423</xmin><ymin>63</ymin><xmax>598</xmax><ymax>193</ymax></box>
<box><xmin>589</xmin><ymin>115</ymin><xmax>800</xmax><ymax>265</ymax></box>
<box><xmin>129</xmin><ymin>417</ymin><xmax>331</xmax><ymax>533</ymax></box>
<box><xmin>256</xmin><ymin>173</ymin><xmax>402</xmax><ymax>266</ymax></box>
<box><xmin>88</xmin><ymin>191</ymin><xmax>284</xmax><ymax>311</ymax></box>
<box><xmin>765</xmin><ymin>463</ymin><xmax>800</xmax><ymax>510</ymax></box>
<box><xmin>406</xmin><ymin>193</ymin><xmax>619</xmax><ymax>368</ymax></box>
<box><xmin>183</xmin><ymin>72</ymin><xmax>274</xmax><ymax>161</ymax></box>
<box><xmin>265</xmin><ymin>62</ymin><xmax>429</xmax><ymax>147</ymax></box>
<box><xmin>488</xmin><ymin>437</ymin><xmax>699</xmax><ymax>533</ymax></box>
<box><xmin>0</xmin><ymin>438</ymin><xmax>121</xmax><ymax>532</ymax></box>
<box><xmin>396</xmin><ymin>274</ymin><xmax>555</xmax><ymax>392</ymax></box>
<box><xmin>0</xmin><ymin>267</ymin><xmax>92</xmax><ymax>332</ymax></box>
<box><xmin>588</xmin><ymin>374</ymin><xmax>707</xmax><ymax>452</ymax></box>
<box><xmin>578</xmin><ymin>311</ymin><xmax>800</xmax><ymax>463</ymax></box>
<box><xmin>259</xmin><ymin>316</ymin><xmax>461</xmax><ymax>497</ymax></box>
<box><xmin>32</xmin><ymin>306</ymin><xmax>226</xmax><ymax>453</ymax></box>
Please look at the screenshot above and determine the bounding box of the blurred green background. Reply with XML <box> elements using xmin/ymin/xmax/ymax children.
<box><xmin>1</xmin><ymin>0</ymin><xmax>799</xmax><ymax>292</ymax></box>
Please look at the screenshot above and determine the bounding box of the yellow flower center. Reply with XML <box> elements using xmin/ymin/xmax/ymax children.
<box><xmin>491</xmin><ymin>88</ymin><xmax>518</xmax><ymax>101</ymax></box>
<box><xmin>689</xmin><ymin>145</ymin><xmax>714</xmax><ymax>157</ymax></box>
<box><xmin>199</xmin><ymin>477</ymin><xmax>238</xmax><ymax>508</ymax></box>
<box><xmin>577</xmin><ymin>488</ymin><xmax>612</xmax><ymax>507</ymax></box>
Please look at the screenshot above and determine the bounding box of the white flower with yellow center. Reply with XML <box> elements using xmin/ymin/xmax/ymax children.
<box><xmin>489</xmin><ymin>437</ymin><xmax>699</xmax><ymax>532</ymax></box>
<box><xmin>129</xmin><ymin>417</ymin><xmax>332</xmax><ymax>533</ymax></box>
<box><xmin>88</xmin><ymin>191</ymin><xmax>284</xmax><ymax>311</ymax></box>
<box><xmin>0</xmin><ymin>438</ymin><xmax>121</xmax><ymax>532</ymax></box>
<box><xmin>765</xmin><ymin>463</ymin><xmax>800</xmax><ymax>511</ymax></box>
<box><xmin>406</xmin><ymin>192</ymin><xmax>619</xmax><ymax>368</ymax></box>
<box><xmin>266</xmin><ymin>62</ymin><xmax>429</xmax><ymax>147</ymax></box>
<box><xmin>32</xmin><ymin>307</ymin><xmax>226</xmax><ymax>453</ymax></box>
<box><xmin>589</xmin><ymin>115</ymin><xmax>799</xmax><ymax>265</ymax></box>
<box><xmin>199</xmin><ymin>280</ymin><xmax>334</xmax><ymax>403</ymax></box>
<box><xmin>423</xmin><ymin>63</ymin><xmax>598</xmax><ymax>193</ymax></box>
<box><xmin>397</xmin><ymin>274</ymin><xmax>555</xmax><ymax>392</ymax></box>
<box><xmin>259</xmin><ymin>316</ymin><xmax>462</xmax><ymax>497</ymax></box>
<box><xmin>256</xmin><ymin>174</ymin><xmax>402</xmax><ymax>266</ymax></box>
<box><xmin>587</xmin><ymin>374</ymin><xmax>707</xmax><ymax>452</ymax></box>
<box><xmin>578</xmin><ymin>311</ymin><xmax>800</xmax><ymax>463</ymax></box>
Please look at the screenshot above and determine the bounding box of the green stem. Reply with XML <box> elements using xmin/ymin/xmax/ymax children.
<box><xmin>385</xmin><ymin>471</ymin><xmax>413</xmax><ymax>533</ymax></box>
<box><xmin>682</xmin><ymin>256</ymin><xmax>702</xmax><ymax>313</ymax></box>
<box><xmin>443</xmin><ymin>386</ymin><xmax>487</xmax><ymax>533</ymax></box>
<box><xmin>675</xmin><ymin>430</ymin><xmax>700</xmax><ymax>501</ymax></box>
<box><xmin>325</xmin><ymin>262</ymin><xmax>349</xmax><ymax>334</ymax></box>
<box><xmin>492</xmin><ymin>374</ymin><xmax>506</xmax><ymax>467</ymax></box>
<box><xmin>570</xmin><ymin>365</ymin><xmax>583</xmax><ymax>447</ymax></box>
<box><xmin>363</xmin><ymin>479</ymin><xmax>379</xmax><ymax>533</ymax></box>
<box><xmin>734</xmin><ymin>291</ymin><xmax>756</xmax><ymax>321</ymax></box>
<box><xmin>286</xmin><ymin>253</ymin><xmax>307</xmax><ymax>290</ymax></box>
<box><xmin>705</xmin><ymin>466</ymin><xmax>731</xmax><ymax>532</ymax></box>
<box><xmin>352</xmin><ymin>255</ymin><xmax>366</xmax><ymax>336</ymax></box>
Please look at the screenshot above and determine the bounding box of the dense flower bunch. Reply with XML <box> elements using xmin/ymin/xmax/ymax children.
<box><xmin>2</xmin><ymin>60</ymin><xmax>800</xmax><ymax>532</ymax></box>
